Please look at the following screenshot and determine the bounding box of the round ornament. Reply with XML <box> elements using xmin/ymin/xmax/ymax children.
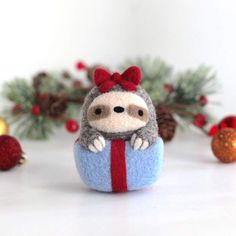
<box><xmin>208</xmin><ymin>115</ymin><xmax>236</xmax><ymax>136</ymax></box>
<box><xmin>0</xmin><ymin>135</ymin><xmax>26</xmax><ymax>170</ymax></box>
<box><xmin>0</xmin><ymin>117</ymin><xmax>9</xmax><ymax>135</ymax></box>
<box><xmin>211</xmin><ymin>128</ymin><xmax>236</xmax><ymax>163</ymax></box>
<box><xmin>218</xmin><ymin>116</ymin><xmax>236</xmax><ymax>130</ymax></box>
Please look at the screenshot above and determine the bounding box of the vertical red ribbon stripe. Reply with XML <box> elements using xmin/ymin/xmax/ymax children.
<box><xmin>110</xmin><ymin>139</ymin><xmax>127</xmax><ymax>192</ymax></box>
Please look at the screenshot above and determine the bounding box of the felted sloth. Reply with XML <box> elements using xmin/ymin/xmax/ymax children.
<box><xmin>74</xmin><ymin>66</ymin><xmax>164</xmax><ymax>192</ymax></box>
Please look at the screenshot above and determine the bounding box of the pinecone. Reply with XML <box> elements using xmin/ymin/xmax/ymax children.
<box><xmin>156</xmin><ymin>104</ymin><xmax>177</xmax><ymax>142</ymax></box>
<box><xmin>35</xmin><ymin>93</ymin><xmax>68</xmax><ymax>118</ymax></box>
<box><xmin>35</xmin><ymin>93</ymin><xmax>50</xmax><ymax>112</ymax></box>
<box><xmin>47</xmin><ymin>94</ymin><xmax>68</xmax><ymax>118</ymax></box>
<box><xmin>73</xmin><ymin>80</ymin><xmax>83</xmax><ymax>90</ymax></box>
<box><xmin>62</xmin><ymin>71</ymin><xmax>71</xmax><ymax>80</ymax></box>
<box><xmin>33</xmin><ymin>72</ymin><xmax>48</xmax><ymax>91</ymax></box>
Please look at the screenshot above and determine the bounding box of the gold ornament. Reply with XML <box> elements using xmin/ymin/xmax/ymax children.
<box><xmin>211</xmin><ymin>128</ymin><xmax>236</xmax><ymax>163</ymax></box>
<box><xmin>0</xmin><ymin>117</ymin><xmax>9</xmax><ymax>135</ymax></box>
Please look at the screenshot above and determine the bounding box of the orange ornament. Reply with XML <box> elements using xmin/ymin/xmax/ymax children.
<box><xmin>211</xmin><ymin>128</ymin><xmax>236</xmax><ymax>163</ymax></box>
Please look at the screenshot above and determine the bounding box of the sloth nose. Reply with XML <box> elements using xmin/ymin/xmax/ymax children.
<box><xmin>113</xmin><ymin>106</ymin><xmax>124</xmax><ymax>113</ymax></box>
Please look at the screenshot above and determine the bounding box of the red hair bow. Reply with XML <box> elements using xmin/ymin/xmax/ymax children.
<box><xmin>94</xmin><ymin>66</ymin><xmax>142</xmax><ymax>93</ymax></box>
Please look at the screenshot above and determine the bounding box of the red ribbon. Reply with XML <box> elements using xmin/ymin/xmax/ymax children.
<box><xmin>111</xmin><ymin>139</ymin><xmax>127</xmax><ymax>192</ymax></box>
<box><xmin>94</xmin><ymin>66</ymin><xmax>142</xmax><ymax>93</ymax></box>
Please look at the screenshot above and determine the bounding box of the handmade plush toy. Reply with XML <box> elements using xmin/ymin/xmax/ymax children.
<box><xmin>74</xmin><ymin>66</ymin><xmax>164</xmax><ymax>192</ymax></box>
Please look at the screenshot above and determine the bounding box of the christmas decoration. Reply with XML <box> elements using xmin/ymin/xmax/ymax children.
<box><xmin>219</xmin><ymin>116</ymin><xmax>236</xmax><ymax>129</ymax></box>
<box><xmin>193</xmin><ymin>113</ymin><xmax>208</xmax><ymax>128</ymax></box>
<box><xmin>65</xmin><ymin>119</ymin><xmax>79</xmax><ymax>133</ymax></box>
<box><xmin>2</xmin><ymin>58</ymin><xmax>218</xmax><ymax>141</ymax></box>
<box><xmin>209</xmin><ymin>124</ymin><xmax>218</xmax><ymax>136</ymax></box>
<box><xmin>121</xmin><ymin>58</ymin><xmax>218</xmax><ymax>141</ymax></box>
<box><xmin>12</xmin><ymin>104</ymin><xmax>22</xmax><ymax>114</ymax></box>
<box><xmin>74</xmin><ymin>66</ymin><xmax>164</xmax><ymax>192</ymax></box>
<box><xmin>199</xmin><ymin>95</ymin><xmax>208</xmax><ymax>106</ymax></box>
<box><xmin>211</xmin><ymin>128</ymin><xmax>236</xmax><ymax>163</ymax></box>
<box><xmin>76</xmin><ymin>61</ymin><xmax>87</xmax><ymax>70</ymax></box>
<box><xmin>31</xmin><ymin>104</ymin><xmax>41</xmax><ymax>116</ymax></box>
<box><xmin>2</xmin><ymin>62</ymin><xmax>97</xmax><ymax>140</ymax></box>
<box><xmin>208</xmin><ymin>115</ymin><xmax>236</xmax><ymax>136</ymax></box>
<box><xmin>164</xmin><ymin>83</ymin><xmax>174</xmax><ymax>94</ymax></box>
<box><xmin>156</xmin><ymin>104</ymin><xmax>177</xmax><ymax>142</ymax></box>
<box><xmin>0</xmin><ymin>117</ymin><xmax>9</xmax><ymax>135</ymax></box>
<box><xmin>0</xmin><ymin>135</ymin><xmax>26</xmax><ymax>170</ymax></box>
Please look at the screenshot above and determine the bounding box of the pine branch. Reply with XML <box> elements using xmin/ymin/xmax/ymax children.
<box><xmin>121</xmin><ymin>58</ymin><xmax>219</xmax><ymax>135</ymax></box>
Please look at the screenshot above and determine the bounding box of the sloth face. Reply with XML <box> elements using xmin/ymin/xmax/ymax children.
<box><xmin>87</xmin><ymin>91</ymin><xmax>149</xmax><ymax>133</ymax></box>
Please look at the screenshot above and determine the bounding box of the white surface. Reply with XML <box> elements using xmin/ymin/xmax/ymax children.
<box><xmin>0</xmin><ymin>0</ymin><xmax>236</xmax><ymax>116</ymax></box>
<box><xmin>1</xmin><ymin>131</ymin><xmax>236</xmax><ymax>236</ymax></box>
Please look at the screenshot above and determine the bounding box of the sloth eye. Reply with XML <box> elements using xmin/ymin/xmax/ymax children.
<box><xmin>95</xmin><ymin>108</ymin><xmax>102</xmax><ymax>115</ymax></box>
<box><xmin>138</xmin><ymin>110</ymin><xmax>144</xmax><ymax>116</ymax></box>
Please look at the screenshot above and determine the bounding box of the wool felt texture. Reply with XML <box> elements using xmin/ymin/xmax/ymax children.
<box><xmin>79</xmin><ymin>85</ymin><xmax>158</xmax><ymax>150</ymax></box>
<box><xmin>110</xmin><ymin>139</ymin><xmax>127</xmax><ymax>192</ymax></box>
<box><xmin>74</xmin><ymin>137</ymin><xmax>164</xmax><ymax>192</ymax></box>
<box><xmin>87</xmin><ymin>91</ymin><xmax>149</xmax><ymax>134</ymax></box>
<box><xmin>94</xmin><ymin>66</ymin><xmax>141</xmax><ymax>93</ymax></box>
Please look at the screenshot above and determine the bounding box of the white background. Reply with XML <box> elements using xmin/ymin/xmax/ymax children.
<box><xmin>1</xmin><ymin>1</ymin><xmax>236</xmax><ymax>235</ymax></box>
<box><xmin>1</xmin><ymin>131</ymin><xmax>236</xmax><ymax>236</ymax></box>
<box><xmin>0</xmin><ymin>0</ymin><xmax>236</xmax><ymax>116</ymax></box>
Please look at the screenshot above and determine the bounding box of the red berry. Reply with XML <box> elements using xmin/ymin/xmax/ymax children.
<box><xmin>75</xmin><ymin>61</ymin><xmax>87</xmax><ymax>71</ymax></box>
<box><xmin>12</xmin><ymin>104</ymin><xmax>22</xmax><ymax>113</ymax></box>
<box><xmin>199</xmin><ymin>95</ymin><xmax>208</xmax><ymax>106</ymax></box>
<box><xmin>208</xmin><ymin>125</ymin><xmax>218</xmax><ymax>136</ymax></box>
<box><xmin>164</xmin><ymin>83</ymin><xmax>174</xmax><ymax>94</ymax></box>
<box><xmin>194</xmin><ymin>114</ymin><xmax>208</xmax><ymax>128</ymax></box>
<box><xmin>66</xmin><ymin>119</ymin><xmax>79</xmax><ymax>133</ymax></box>
<box><xmin>31</xmin><ymin>105</ymin><xmax>41</xmax><ymax>116</ymax></box>
<box><xmin>0</xmin><ymin>135</ymin><xmax>23</xmax><ymax>170</ymax></box>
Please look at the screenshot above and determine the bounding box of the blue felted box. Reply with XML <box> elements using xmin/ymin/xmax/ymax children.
<box><xmin>74</xmin><ymin>137</ymin><xmax>164</xmax><ymax>192</ymax></box>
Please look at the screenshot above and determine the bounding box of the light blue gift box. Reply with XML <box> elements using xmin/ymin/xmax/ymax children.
<box><xmin>74</xmin><ymin>137</ymin><xmax>164</xmax><ymax>192</ymax></box>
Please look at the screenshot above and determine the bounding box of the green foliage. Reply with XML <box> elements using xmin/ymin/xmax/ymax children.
<box><xmin>121</xmin><ymin>57</ymin><xmax>173</xmax><ymax>103</ymax></box>
<box><xmin>121</xmin><ymin>57</ymin><xmax>218</xmax><ymax>130</ymax></box>
<box><xmin>39</xmin><ymin>74</ymin><xmax>65</xmax><ymax>94</ymax></box>
<box><xmin>171</xmin><ymin>66</ymin><xmax>217</xmax><ymax>104</ymax></box>
<box><xmin>1</xmin><ymin>58</ymin><xmax>219</xmax><ymax>140</ymax></box>
<box><xmin>3</xmin><ymin>79</ymin><xmax>35</xmax><ymax>108</ymax></box>
<box><xmin>2</xmin><ymin>72</ymin><xmax>87</xmax><ymax>140</ymax></box>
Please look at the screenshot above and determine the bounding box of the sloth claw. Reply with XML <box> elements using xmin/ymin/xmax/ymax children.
<box><xmin>88</xmin><ymin>135</ymin><xmax>105</xmax><ymax>153</ymax></box>
<box><xmin>88</xmin><ymin>144</ymin><xmax>98</xmax><ymax>153</ymax></box>
<box><xmin>131</xmin><ymin>133</ymin><xmax>137</xmax><ymax>146</ymax></box>
<box><xmin>131</xmin><ymin>134</ymin><xmax>149</xmax><ymax>150</ymax></box>
<box><xmin>140</xmin><ymin>140</ymin><xmax>149</xmax><ymax>150</ymax></box>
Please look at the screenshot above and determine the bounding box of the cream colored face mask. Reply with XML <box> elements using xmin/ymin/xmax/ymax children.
<box><xmin>87</xmin><ymin>91</ymin><xmax>149</xmax><ymax>133</ymax></box>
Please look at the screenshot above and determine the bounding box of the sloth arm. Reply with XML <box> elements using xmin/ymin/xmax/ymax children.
<box><xmin>135</xmin><ymin>119</ymin><xmax>158</xmax><ymax>145</ymax></box>
<box><xmin>79</xmin><ymin>125</ymin><xmax>104</xmax><ymax>149</ymax></box>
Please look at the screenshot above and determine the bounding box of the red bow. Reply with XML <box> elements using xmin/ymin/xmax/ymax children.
<box><xmin>94</xmin><ymin>66</ymin><xmax>142</xmax><ymax>93</ymax></box>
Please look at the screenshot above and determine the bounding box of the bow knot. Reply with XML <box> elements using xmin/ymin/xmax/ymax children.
<box><xmin>111</xmin><ymin>72</ymin><xmax>122</xmax><ymax>83</ymax></box>
<box><xmin>94</xmin><ymin>66</ymin><xmax>142</xmax><ymax>93</ymax></box>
